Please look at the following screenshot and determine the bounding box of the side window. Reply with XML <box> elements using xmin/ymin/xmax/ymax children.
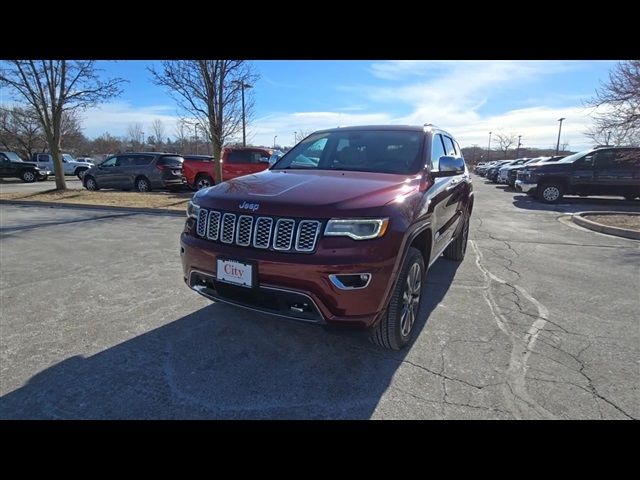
<box><xmin>593</xmin><ymin>149</ymin><xmax>615</xmax><ymax>169</ymax></box>
<box><xmin>0</xmin><ymin>153</ymin><xmax>9</xmax><ymax>162</ymax></box>
<box><xmin>101</xmin><ymin>157</ymin><xmax>117</xmax><ymax>167</ymax></box>
<box><xmin>132</xmin><ymin>156</ymin><xmax>154</xmax><ymax>166</ymax></box>
<box><xmin>431</xmin><ymin>134</ymin><xmax>446</xmax><ymax>170</ymax></box>
<box><xmin>611</xmin><ymin>149</ymin><xmax>640</xmax><ymax>169</ymax></box>
<box><xmin>115</xmin><ymin>156</ymin><xmax>131</xmax><ymax>167</ymax></box>
<box><xmin>227</xmin><ymin>151</ymin><xmax>252</xmax><ymax>164</ymax></box>
<box><xmin>442</xmin><ymin>136</ymin><xmax>457</xmax><ymax>156</ymax></box>
<box><xmin>38</xmin><ymin>154</ymin><xmax>50</xmax><ymax>162</ymax></box>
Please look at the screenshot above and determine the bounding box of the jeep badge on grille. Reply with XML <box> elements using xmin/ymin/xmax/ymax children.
<box><xmin>239</xmin><ymin>201</ymin><xmax>259</xmax><ymax>211</ymax></box>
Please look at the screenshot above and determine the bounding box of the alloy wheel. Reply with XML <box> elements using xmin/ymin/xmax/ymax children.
<box><xmin>400</xmin><ymin>263</ymin><xmax>422</xmax><ymax>337</ymax></box>
<box><xmin>543</xmin><ymin>186</ymin><xmax>560</xmax><ymax>202</ymax></box>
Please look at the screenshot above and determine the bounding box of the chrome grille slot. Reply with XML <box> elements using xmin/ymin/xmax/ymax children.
<box><xmin>221</xmin><ymin>213</ymin><xmax>236</xmax><ymax>243</ymax></box>
<box><xmin>207</xmin><ymin>210</ymin><xmax>221</xmax><ymax>240</ymax></box>
<box><xmin>253</xmin><ymin>217</ymin><xmax>273</xmax><ymax>249</ymax></box>
<box><xmin>236</xmin><ymin>215</ymin><xmax>253</xmax><ymax>246</ymax></box>
<box><xmin>196</xmin><ymin>208</ymin><xmax>208</xmax><ymax>237</ymax></box>
<box><xmin>273</xmin><ymin>219</ymin><xmax>295</xmax><ymax>250</ymax></box>
<box><xmin>295</xmin><ymin>220</ymin><xmax>321</xmax><ymax>252</ymax></box>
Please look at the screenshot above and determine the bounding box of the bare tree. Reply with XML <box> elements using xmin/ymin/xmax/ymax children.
<box><xmin>149</xmin><ymin>60</ymin><xmax>259</xmax><ymax>183</ymax></box>
<box><xmin>92</xmin><ymin>132</ymin><xmax>123</xmax><ymax>156</ymax></box>
<box><xmin>174</xmin><ymin>118</ymin><xmax>190</xmax><ymax>154</ymax></box>
<box><xmin>584</xmin><ymin>123</ymin><xmax>640</xmax><ymax>147</ymax></box>
<box><xmin>0</xmin><ymin>106</ymin><xmax>45</xmax><ymax>160</ymax></box>
<box><xmin>151</xmin><ymin>119</ymin><xmax>165</xmax><ymax>149</ymax></box>
<box><xmin>126</xmin><ymin>122</ymin><xmax>144</xmax><ymax>148</ymax></box>
<box><xmin>493</xmin><ymin>132</ymin><xmax>517</xmax><ymax>159</ymax></box>
<box><xmin>0</xmin><ymin>60</ymin><xmax>124</xmax><ymax>189</ymax></box>
<box><xmin>586</xmin><ymin>60</ymin><xmax>640</xmax><ymax>138</ymax></box>
<box><xmin>559</xmin><ymin>141</ymin><xmax>570</xmax><ymax>153</ymax></box>
<box><xmin>294</xmin><ymin>130</ymin><xmax>312</xmax><ymax>143</ymax></box>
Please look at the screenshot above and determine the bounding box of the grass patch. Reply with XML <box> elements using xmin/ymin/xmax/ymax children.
<box><xmin>585</xmin><ymin>214</ymin><xmax>640</xmax><ymax>231</ymax></box>
<box><xmin>0</xmin><ymin>188</ymin><xmax>193</xmax><ymax>211</ymax></box>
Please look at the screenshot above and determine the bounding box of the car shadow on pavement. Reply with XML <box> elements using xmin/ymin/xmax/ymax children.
<box><xmin>0</xmin><ymin>258</ymin><xmax>460</xmax><ymax>420</ymax></box>
<box><xmin>511</xmin><ymin>193</ymin><xmax>640</xmax><ymax>214</ymax></box>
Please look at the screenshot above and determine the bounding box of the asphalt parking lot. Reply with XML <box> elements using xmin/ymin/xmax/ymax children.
<box><xmin>0</xmin><ymin>177</ymin><xmax>638</xmax><ymax>419</ymax></box>
<box><xmin>0</xmin><ymin>177</ymin><xmax>83</xmax><ymax>194</ymax></box>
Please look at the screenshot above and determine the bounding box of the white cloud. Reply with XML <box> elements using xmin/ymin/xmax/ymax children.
<box><xmin>80</xmin><ymin>102</ymin><xmax>180</xmax><ymax>139</ymax></box>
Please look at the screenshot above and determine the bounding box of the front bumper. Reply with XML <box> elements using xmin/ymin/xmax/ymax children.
<box><xmin>515</xmin><ymin>179</ymin><xmax>538</xmax><ymax>193</ymax></box>
<box><xmin>180</xmin><ymin>232</ymin><xmax>397</xmax><ymax>328</ymax></box>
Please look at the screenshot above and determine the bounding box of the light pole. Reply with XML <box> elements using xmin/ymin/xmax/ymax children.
<box><xmin>487</xmin><ymin>131</ymin><xmax>492</xmax><ymax>162</ymax></box>
<box><xmin>606</xmin><ymin>131</ymin><xmax>612</xmax><ymax>145</ymax></box>
<box><xmin>141</xmin><ymin>131</ymin><xmax>145</xmax><ymax>149</ymax></box>
<box><xmin>516</xmin><ymin>135</ymin><xmax>522</xmax><ymax>158</ymax></box>
<box><xmin>294</xmin><ymin>131</ymin><xmax>297</xmax><ymax>144</ymax></box>
<box><xmin>233</xmin><ymin>80</ymin><xmax>253</xmax><ymax>147</ymax></box>
<box><xmin>555</xmin><ymin>117</ymin><xmax>565</xmax><ymax>156</ymax></box>
<box><xmin>273</xmin><ymin>135</ymin><xmax>278</xmax><ymax>149</ymax></box>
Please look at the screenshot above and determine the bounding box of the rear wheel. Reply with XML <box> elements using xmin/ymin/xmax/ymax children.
<box><xmin>444</xmin><ymin>210</ymin><xmax>470</xmax><ymax>261</ymax></box>
<box><xmin>370</xmin><ymin>247</ymin><xmax>425</xmax><ymax>350</ymax></box>
<box><xmin>135</xmin><ymin>177</ymin><xmax>151</xmax><ymax>192</ymax></box>
<box><xmin>195</xmin><ymin>174</ymin><xmax>214</xmax><ymax>191</ymax></box>
<box><xmin>21</xmin><ymin>170</ymin><xmax>37</xmax><ymax>183</ymax></box>
<box><xmin>537</xmin><ymin>182</ymin><xmax>563</xmax><ymax>204</ymax></box>
<box><xmin>84</xmin><ymin>175</ymin><xmax>98</xmax><ymax>191</ymax></box>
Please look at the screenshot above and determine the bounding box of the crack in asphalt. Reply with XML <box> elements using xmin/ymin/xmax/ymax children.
<box><xmin>470</xmin><ymin>240</ymin><xmax>557</xmax><ymax>419</ymax></box>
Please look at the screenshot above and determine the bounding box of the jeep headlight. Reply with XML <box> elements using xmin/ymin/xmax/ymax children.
<box><xmin>186</xmin><ymin>200</ymin><xmax>200</xmax><ymax>219</ymax></box>
<box><xmin>324</xmin><ymin>218</ymin><xmax>389</xmax><ymax>240</ymax></box>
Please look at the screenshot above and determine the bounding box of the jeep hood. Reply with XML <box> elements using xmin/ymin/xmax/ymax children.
<box><xmin>194</xmin><ymin>169</ymin><xmax>420</xmax><ymax>216</ymax></box>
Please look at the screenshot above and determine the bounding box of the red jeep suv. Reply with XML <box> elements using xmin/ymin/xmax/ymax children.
<box><xmin>182</xmin><ymin>147</ymin><xmax>272</xmax><ymax>190</ymax></box>
<box><xmin>180</xmin><ymin>125</ymin><xmax>473</xmax><ymax>349</ymax></box>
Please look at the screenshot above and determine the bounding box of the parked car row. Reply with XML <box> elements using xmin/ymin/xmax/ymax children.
<box><xmin>81</xmin><ymin>146</ymin><xmax>275</xmax><ymax>193</ymax></box>
<box><xmin>475</xmin><ymin>146</ymin><xmax>640</xmax><ymax>203</ymax></box>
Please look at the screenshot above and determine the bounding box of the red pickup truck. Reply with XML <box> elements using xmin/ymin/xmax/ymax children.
<box><xmin>183</xmin><ymin>147</ymin><xmax>273</xmax><ymax>190</ymax></box>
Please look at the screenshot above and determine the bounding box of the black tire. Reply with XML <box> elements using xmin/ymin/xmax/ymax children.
<box><xmin>444</xmin><ymin>210</ymin><xmax>470</xmax><ymax>261</ymax></box>
<box><xmin>537</xmin><ymin>181</ymin><xmax>564</xmax><ymax>204</ymax></box>
<box><xmin>135</xmin><ymin>176</ymin><xmax>151</xmax><ymax>192</ymax></box>
<box><xmin>75</xmin><ymin>168</ymin><xmax>88</xmax><ymax>180</ymax></box>
<box><xmin>84</xmin><ymin>175</ymin><xmax>99</xmax><ymax>191</ymax></box>
<box><xmin>195</xmin><ymin>174</ymin><xmax>214</xmax><ymax>191</ymax></box>
<box><xmin>21</xmin><ymin>170</ymin><xmax>37</xmax><ymax>183</ymax></box>
<box><xmin>370</xmin><ymin>247</ymin><xmax>425</xmax><ymax>350</ymax></box>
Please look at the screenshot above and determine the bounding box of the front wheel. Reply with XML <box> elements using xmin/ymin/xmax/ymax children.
<box><xmin>21</xmin><ymin>170</ymin><xmax>37</xmax><ymax>183</ymax></box>
<box><xmin>84</xmin><ymin>176</ymin><xmax>99</xmax><ymax>191</ymax></box>
<box><xmin>537</xmin><ymin>182</ymin><xmax>564</xmax><ymax>204</ymax></box>
<box><xmin>370</xmin><ymin>247</ymin><xmax>425</xmax><ymax>350</ymax></box>
<box><xmin>76</xmin><ymin>168</ymin><xmax>88</xmax><ymax>180</ymax></box>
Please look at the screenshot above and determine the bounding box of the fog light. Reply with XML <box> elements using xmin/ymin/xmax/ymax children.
<box><xmin>329</xmin><ymin>273</ymin><xmax>372</xmax><ymax>290</ymax></box>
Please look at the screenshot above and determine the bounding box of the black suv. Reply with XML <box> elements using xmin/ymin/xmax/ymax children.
<box><xmin>516</xmin><ymin>147</ymin><xmax>640</xmax><ymax>203</ymax></box>
<box><xmin>181</xmin><ymin>124</ymin><xmax>473</xmax><ymax>350</ymax></box>
<box><xmin>0</xmin><ymin>151</ymin><xmax>47</xmax><ymax>182</ymax></box>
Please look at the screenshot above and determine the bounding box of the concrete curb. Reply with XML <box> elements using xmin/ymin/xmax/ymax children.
<box><xmin>572</xmin><ymin>211</ymin><xmax>640</xmax><ymax>241</ymax></box>
<box><xmin>0</xmin><ymin>199</ymin><xmax>186</xmax><ymax>217</ymax></box>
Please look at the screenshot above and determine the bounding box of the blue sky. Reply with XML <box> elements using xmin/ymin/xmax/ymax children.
<box><xmin>75</xmin><ymin>60</ymin><xmax>617</xmax><ymax>150</ymax></box>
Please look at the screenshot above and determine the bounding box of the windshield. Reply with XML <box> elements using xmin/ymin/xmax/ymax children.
<box><xmin>557</xmin><ymin>149</ymin><xmax>592</xmax><ymax>164</ymax></box>
<box><xmin>62</xmin><ymin>154</ymin><xmax>75</xmax><ymax>162</ymax></box>
<box><xmin>272</xmin><ymin>130</ymin><xmax>425</xmax><ymax>174</ymax></box>
<box><xmin>3</xmin><ymin>152</ymin><xmax>23</xmax><ymax>162</ymax></box>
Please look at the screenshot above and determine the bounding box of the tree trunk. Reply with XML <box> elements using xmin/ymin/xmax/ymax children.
<box><xmin>212</xmin><ymin>137</ymin><xmax>223</xmax><ymax>184</ymax></box>
<box><xmin>50</xmin><ymin>135</ymin><xmax>66</xmax><ymax>190</ymax></box>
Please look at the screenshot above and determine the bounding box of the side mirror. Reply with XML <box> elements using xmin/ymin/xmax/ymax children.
<box><xmin>259</xmin><ymin>156</ymin><xmax>270</xmax><ymax>163</ymax></box>
<box><xmin>432</xmin><ymin>156</ymin><xmax>464</xmax><ymax>177</ymax></box>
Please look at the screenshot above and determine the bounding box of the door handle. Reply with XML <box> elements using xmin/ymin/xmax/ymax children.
<box><xmin>446</xmin><ymin>179</ymin><xmax>459</xmax><ymax>191</ymax></box>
